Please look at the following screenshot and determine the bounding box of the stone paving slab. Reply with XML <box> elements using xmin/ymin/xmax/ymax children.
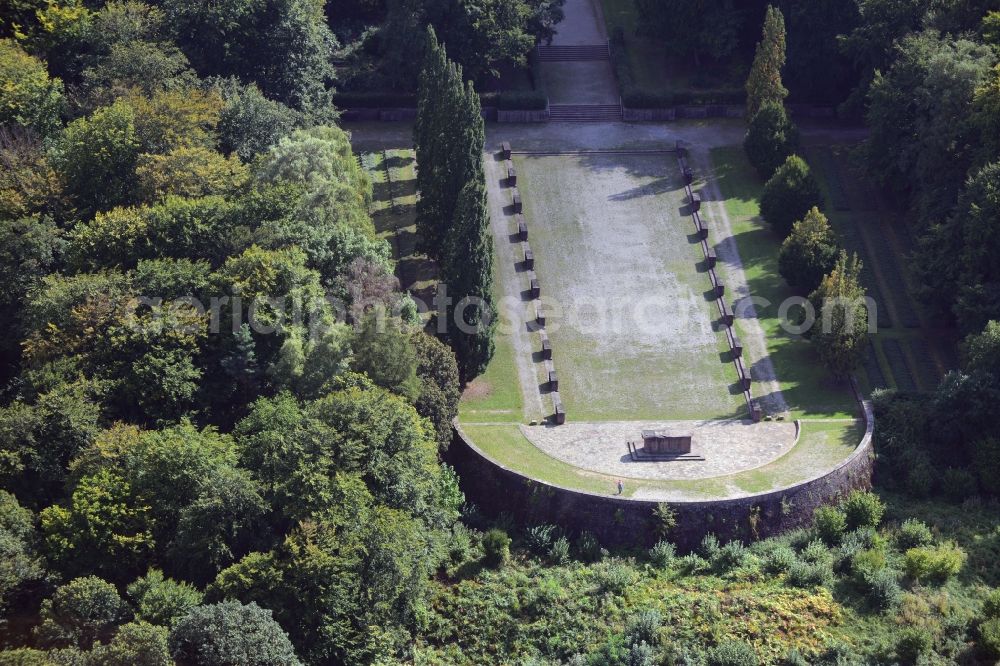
<box><xmin>520</xmin><ymin>420</ymin><xmax>798</xmax><ymax>480</ymax></box>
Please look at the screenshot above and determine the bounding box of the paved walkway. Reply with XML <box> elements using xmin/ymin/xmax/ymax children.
<box><xmin>542</xmin><ymin>0</ymin><xmax>618</xmax><ymax>105</ymax></box>
<box><xmin>521</xmin><ymin>420</ymin><xmax>798</xmax><ymax>480</ymax></box>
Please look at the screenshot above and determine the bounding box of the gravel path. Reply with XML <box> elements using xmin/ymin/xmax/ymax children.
<box><xmin>484</xmin><ymin>155</ymin><xmax>546</xmax><ymax>420</ymax></box>
<box><xmin>693</xmin><ymin>148</ymin><xmax>791</xmax><ymax>415</ymax></box>
<box><xmin>521</xmin><ymin>419</ymin><xmax>798</xmax><ymax>480</ymax></box>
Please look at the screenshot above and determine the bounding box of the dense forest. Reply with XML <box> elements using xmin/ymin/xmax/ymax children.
<box><xmin>0</xmin><ymin>0</ymin><xmax>998</xmax><ymax>664</ymax></box>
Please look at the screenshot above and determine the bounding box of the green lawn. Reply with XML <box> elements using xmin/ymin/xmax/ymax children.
<box><xmin>514</xmin><ymin>153</ymin><xmax>744</xmax><ymax>421</ymax></box>
<box><xmin>709</xmin><ymin>146</ymin><xmax>858</xmax><ymax>420</ymax></box>
<box><xmin>458</xmin><ymin>291</ymin><xmax>525</xmax><ymax>424</ymax></box>
<box><xmin>461</xmin><ymin>419</ymin><xmax>861</xmax><ymax>500</ymax></box>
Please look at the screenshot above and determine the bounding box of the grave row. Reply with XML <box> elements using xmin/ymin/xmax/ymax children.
<box><xmin>502</xmin><ymin>142</ymin><xmax>565</xmax><ymax>425</ymax></box>
<box><xmin>676</xmin><ymin>141</ymin><xmax>760</xmax><ymax>421</ymax></box>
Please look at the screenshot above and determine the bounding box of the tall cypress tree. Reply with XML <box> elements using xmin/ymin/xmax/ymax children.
<box><xmin>443</xmin><ymin>178</ymin><xmax>495</xmax><ymax>383</ymax></box>
<box><xmin>745</xmin><ymin>5</ymin><xmax>788</xmax><ymax>119</ymax></box>
<box><xmin>415</xmin><ymin>27</ymin><xmax>451</xmax><ymax>258</ymax></box>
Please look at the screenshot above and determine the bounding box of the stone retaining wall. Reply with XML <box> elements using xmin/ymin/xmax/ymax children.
<box><xmin>449</xmin><ymin>402</ymin><xmax>873</xmax><ymax>551</ymax></box>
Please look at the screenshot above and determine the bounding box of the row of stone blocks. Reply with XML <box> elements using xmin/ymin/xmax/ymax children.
<box><xmin>677</xmin><ymin>143</ymin><xmax>754</xmax><ymax>415</ymax></box>
<box><xmin>502</xmin><ymin>142</ymin><xmax>565</xmax><ymax>426</ymax></box>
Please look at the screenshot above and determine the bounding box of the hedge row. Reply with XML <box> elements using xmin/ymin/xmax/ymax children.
<box><xmin>333</xmin><ymin>89</ymin><xmax>547</xmax><ymax>110</ymax></box>
<box><xmin>610</xmin><ymin>27</ymin><xmax>744</xmax><ymax>109</ymax></box>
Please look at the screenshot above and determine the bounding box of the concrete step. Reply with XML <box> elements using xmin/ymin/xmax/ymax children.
<box><xmin>537</xmin><ymin>44</ymin><xmax>610</xmax><ymax>61</ymax></box>
<box><xmin>548</xmin><ymin>104</ymin><xmax>623</xmax><ymax>122</ymax></box>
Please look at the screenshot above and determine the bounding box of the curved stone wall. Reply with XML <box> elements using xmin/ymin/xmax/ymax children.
<box><xmin>448</xmin><ymin>403</ymin><xmax>874</xmax><ymax>551</ymax></box>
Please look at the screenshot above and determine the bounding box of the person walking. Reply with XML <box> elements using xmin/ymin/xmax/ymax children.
<box><xmin>616</xmin><ymin>479</ymin><xmax>624</xmax><ymax>495</ymax></box>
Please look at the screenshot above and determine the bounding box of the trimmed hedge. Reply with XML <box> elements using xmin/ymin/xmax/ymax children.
<box><xmin>496</xmin><ymin>90</ymin><xmax>547</xmax><ymax>110</ymax></box>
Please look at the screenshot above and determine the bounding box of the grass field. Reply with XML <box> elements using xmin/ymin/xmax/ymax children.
<box><xmin>461</xmin><ymin>419</ymin><xmax>860</xmax><ymax>500</ymax></box>
<box><xmin>358</xmin><ymin>148</ymin><xmax>437</xmax><ymax>300</ymax></box>
<box><xmin>513</xmin><ymin>153</ymin><xmax>745</xmax><ymax>421</ymax></box>
<box><xmin>709</xmin><ymin>147</ymin><xmax>857</xmax><ymax>420</ymax></box>
<box><xmin>708</xmin><ymin>143</ymin><xmax>957</xmax><ymax>400</ymax></box>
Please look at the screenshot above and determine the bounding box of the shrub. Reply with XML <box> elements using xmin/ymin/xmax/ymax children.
<box><xmin>904</xmin><ymin>542</ymin><xmax>966</xmax><ymax>584</ymax></box>
<box><xmin>896</xmin><ymin>519</ymin><xmax>934</xmax><ymax>550</ymax></box>
<box><xmin>840</xmin><ymin>527</ymin><xmax>882</xmax><ymax>560</ymax></box>
<box><xmin>800</xmin><ymin>539</ymin><xmax>835</xmax><ymax>567</ymax></box>
<box><xmin>980</xmin><ymin>617</ymin><xmax>1000</xmax><ymax>658</ymax></box>
<box><xmin>904</xmin><ymin>454</ymin><xmax>938</xmax><ymax>497</ymax></box>
<box><xmin>762</xmin><ymin>544</ymin><xmax>797</xmax><ymax>574</ymax></box>
<box><xmin>972</xmin><ymin>436</ymin><xmax>1000</xmax><ymax>495</ymax></box>
<box><xmin>841</xmin><ymin>491</ymin><xmax>885</xmax><ymax>530</ymax></box>
<box><xmin>895</xmin><ymin>627</ymin><xmax>933</xmax><ymax>664</ymax></box>
<box><xmin>778</xmin><ymin>207</ymin><xmax>839</xmax><ymax>293</ymax></box>
<box><xmin>626</xmin><ymin>609</ymin><xmax>662</xmax><ymax>646</ymax></box>
<box><xmin>525</xmin><ymin>524</ymin><xmax>557</xmax><ymax>554</ymax></box>
<box><xmin>782</xmin><ymin>648</ymin><xmax>809</xmax><ymax>666</ymax></box>
<box><xmin>648</xmin><ymin>540</ymin><xmax>676</xmax><ymax>568</ymax></box>
<box><xmin>575</xmin><ymin>531</ymin><xmax>604</xmax><ymax>563</ymax></box>
<box><xmin>447</xmin><ymin>524</ymin><xmax>473</xmax><ymax>563</ymax></box>
<box><xmin>706</xmin><ymin>640</ymin><xmax>759</xmax><ymax>666</ymax></box>
<box><xmin>864</xmin><ymin>567</ymin><xmax>903</xmax><ymax>610</ymax></box>
<box><xmin>941</xmin><ymin>467</ymin><xmax>978</xmax><ymax>502</ymax></box>
<box><xmin>699</xmin><ymin>534</ymin><xmax>721</xmax><ymax>560</ymax></box>
<box><xmin>760</xmin><ymin>155</ymin><xmax>823</xmax><ymax>238</ymax></box>
<box><xmin>713</xmin><ymin>541</ymin><xmax>750</xmax><ymax>573</ymax></box>
<box><xmin>850</xmin><ymin>549</ymin><xmax>886</xmax><ymax>579</ymax></box>
<box><xmin>677</xmin><ymin>553</ymin><xmax>709</xmax><ymax>575</ymax></box>
<box><xmin>813</xmin><ymin>505</ymin><xmax>847</xmax><ymax>545</ymax></box>
<box><xmin>597</xmin><ymin>562</ymin><xmax>636</xmax><ymax>594</ymax></box>
<box><xmin>983</xmin><ymin>588</ymin><xmax>1000</xmax><ymax>618</ymax></box>
<box><xmin>744</xmin><ymin>101</ymin><xmax>799</xmax><ymax>178</ymax></box>
<box><xmin>786</xmin><ymin>561</ymin><xmax>834</xmax><ymax>589</ymax></box>
<box><xmin>549</xmin><ymin>536</ymin><xmax>570</xmax><ymax>564</ymax></box>
<box><xmin>482</xmin><ymin>529</ymin><xmax>511</xmax><ymax>568</ymax></box>
<box><xmin>653</xmin><ymin>503</ymin><xmax>677</xmax><ymax>538</ymax></box>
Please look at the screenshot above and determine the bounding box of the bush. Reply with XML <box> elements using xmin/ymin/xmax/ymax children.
<box><xmin>813</xmin><ymin>505</ymin><xmax>847</xmax><ymax>545</ymax></box>
<box><xmin>168</xmin><ymin>601</ymin><xmax>300</xmax><ymax>666</ymax></box>
<box><xmin>706</xmin><ymin>640</ymin><xmax>759</xmax><ymax>666</ymax></box>
<box><xmin>525</xmin><ymin>524</ymin><xmax>557</xmax><ymax>554</ymax></box>
<box><xmin>712</xmin><ymin>541</ymin><xmax>750</xmax><ymax>573</ymax></box>
<box><xmin>482</xmin><ymin>529</ymin><xmax>511</xmax><ymax>568</ymax></box>
<box><xmin>575</xmin><ymin>531</ymin><xmax>604</xmax><ymax>563</ymax></box>
<box><xmin>760</xmin><ymin>155</ymin><xmax>823</xmax><ymax>238</ymax></box>
<box><xmin>699</xmin><ymin>534</ymin><xmax>721</xmax><ymax>560</ymax></box>
<box><xmin>762</xmin><ymin>544</ymin><xmax>797</xmax><ymax>574</ymax></box>
<box><xmin>786</xmin><ymin>561</ymin><xmax>834</xmax><ymax>589</ymax></box>
<box><xmin>850</xmin><ymin>549</ymin><xmax>886</xmax><ymax>579</ymax></box>
<box><xmin>972</xmin><ymin>436</ymin><xmax>1000</xmax><ymax>495</ymax></box>
<box><xmin>648</xmin><ymin>540</ymin><xmax>676</xmax><ymax>568</ymax></box>
<box><xmin>895</xmin><ymin>627</ymin><xmax>933</xmax><ymax>664</ymax></box>
<box><xmin>896</xmin><ymin>519</ymin><xmax>934</xmax><ymax>550</ymax></box>
<box><xmin>597</xmin><ymin>562</ymin><xmax>636</xmax><ymax>594</ymax></box>
<box><xmin>904</xmin><ymin>542</ymin><xmax>966</xmax><ymax>584</ymax></box>
<box><xmin>626</xmin><ymin>609</ymin><xmax>662</xmax><ymax>646</ymax></box>
<box><xmin>841</xmin><ymin>491</ymin><xmax>885</xmax><ymax>530</ymax></box>
<box><xmin>653</xmin><ymin>503</ymin><xmax>677</xmax><ymax>538</ymax></box>
<box><xmin>744</xmin><ymin>101</ymin><xmax>799</xmax><ymax>178</ymax></box>
<box><xmin>983</xmin><ymin>588</ymin><xmax>1000</xmax><ymax>618</ymax></box>
<box><xmin>941</xmin><ymin>467</ymin><xmax>978</xmax><ymax>502</ymax></box>
<box><xmin>864</xmin><ymin>567</ymin><xmax>903</xmax><ymax>610</ymax></box>
<box><xmin>778</xmin><ymin>207</ymin><xmax>839</xmax><ymax>293</ymax></box>
<box><xmin>549</xmin><ymin>536</ymin><xmax>570</xmax><ymax>564</ymax></box>
<box><xmin>980</xmin><ymin>617</ymin><xmax>1000</xmax><ymax>658</ymax></box>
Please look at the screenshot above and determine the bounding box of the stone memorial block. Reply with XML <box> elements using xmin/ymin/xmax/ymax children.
<box><xmin>516</xmin><ymin>215</ymin><xmax>528</xmax><ymax>241</ymax></box>
<box><xmin>523</xmin><ymin>245</ymin><xmax>534</xmax><ymax>269</ymax></box>
<box><xmin>507</xmin><ymin>162</ymin><xmax>517</xmax><ymax>186</ymax></box>
<box><xmin>529</xmin><ymin>275</ymin><xmax>540</xmax><ymax>299</ymax></box>
<box><xmin>535</xmin><ymin>301</ymin><xmax>546</xmax><ymax>326</ymax></box>
<box><xmin>740</xmin><ymin>365</ymin><xmax>753</xmax><ymax>391</ymax></box>
<box><xmin>500</xmin><ymin>141</ymin><xmax>511</xmax><ymax>159</ymax></box>
<box><xmin>720</xmin><ymin>300</ymin><xmax>734</xmax><ymax>327</ymax></box>
<box><xmin>540</xmin><ymin>336</ymin><xmax>552</xmax><ymax>360</ymax></box>
<box><xmin>511</xmin><ymin>189</ymin><xmax>522</xmax><ymax>213</ymax></box>
<box><xmin>730</xmin><ymin>335</ymin><xmax>743</xmax><ymax>358</ymax></box>
<box><xmin>548</xmin><ymin>370</ymin><xmax>558</xmax><ymax>391</ymax></box>
<box><xmin>641</xmin><ymin>429</ymin><xmax>692</xmax><ymax>454</ymax></box>
<box><xmin>706</xmin><ymin>247</ymin><xmax>717</xmax><ymax>268</ymax></box>
<box><xmin>690</xmin><ymin>192</ymin><xmax>701</xmax><ymax>212</ymax></box>
<box><xmin>750</xmin><ymin>400</ymin><xmax>763</xmax><ymax>423</ymax></box>
<box><xmin>683</xmin><ymin>167</ymin><xmax>694</xmax><ymax>185</ymax></box>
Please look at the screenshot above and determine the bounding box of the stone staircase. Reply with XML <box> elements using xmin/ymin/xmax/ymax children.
<box><xmin>548</xmin><ymin>104</ymin><xmax>622</xmax><ymax>122</ymax></box>
<box><xmin>537</xmin><ymin>44</ymin><xmax>610</xmax><ymax>61</ymax></box>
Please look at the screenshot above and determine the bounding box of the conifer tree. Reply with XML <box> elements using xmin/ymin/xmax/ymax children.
<box><xmin>808</xmin><ymin>251</ymin><xmax>870</xmax><ymax>378</ymax></box>
<box><xmin>443</xmin><ymin>178</ymin><xmax>495</xmax><ymax>382</ymax></box>
<box><xmin>745</xmin><ymin>5</ymin><xmax>788</xmax><ymax>119</ymax></box>
<box><xmin>415</xmin><ymin>27</ymin><xmax>450</xmax><ymax>257</ymax></box>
